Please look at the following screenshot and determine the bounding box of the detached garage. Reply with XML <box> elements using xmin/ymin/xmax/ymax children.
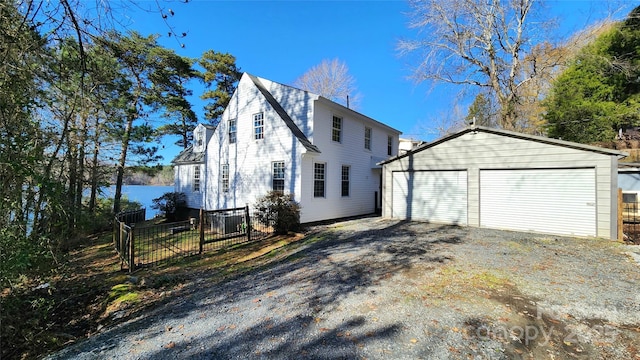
<box><xmin>380</xmin><ymin>126</ymin><xmax>626</xmax><ymax>239</ymax></box>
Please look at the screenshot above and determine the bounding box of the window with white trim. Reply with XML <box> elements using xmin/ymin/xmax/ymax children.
<box><xmin>314</xmin><ymin>163</ymin><xmax>326</xmax><ymax>198</ymax></box>
<box><xmin>387</xmin><ymin>135</ymin><xmax>393</xmax><ymax>156</ymax></box>
<box><xmin>193</xmin><ymin>165</ymin><xmax>200</xmax><ymax>192</ymax></box>
<box><xmin>364</xmin><ymin>127</ymin><xmax>371</xmax><ymax>150</ymax></box>
<box><xmin>228</xmin><ymin>119</ymin><xmax>237</xmax><ymax>144</ymax></box>
<box><xmin>272</xmin><ymin>161</ymin><xmax>285</xmax><ymax>193</ymax></box>
<box><xmin>332</xmin><ymin>116</ymin><xmax>342</xmax><ymax>142</ymax></box>
<box><xmin>341</xmin><ymin>165</ymin><xmax>350</xmax><ymax>197</ymax></box>
<box><xmin>254</xmin><ymin>112</ymin><xmax>264</xmax><ymax>140</ymax></box>
<box><xmin>222</xmin><ymin>164</ymin><xmax>229</xmax><ymax>192</ymax></box>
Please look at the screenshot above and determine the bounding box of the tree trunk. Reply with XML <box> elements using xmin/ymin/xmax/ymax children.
<box><xmin>88</xmin><ymin>135</ymin><xmax>100</xmax><ymax>213</ymax></box>
<box><xmin>113</xmin><ymin>110</ymin><xmax>135</xmax><ymax>215</ymax></box>
<box><xmin>75</xmin><ymin>110</ymin><xmax>88</xmax><ymax>224</ymax></box>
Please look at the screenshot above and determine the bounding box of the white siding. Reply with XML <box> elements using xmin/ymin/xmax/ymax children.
<box><xmin>299</xmin><ymin>100</ymin><xmax>399</xmax><ymax>223</ymax></box>
<box><xmin>181</xmin><ymin>73</ymin><xmax>401</xmax><ymax>224</ymax></box>
<box><xmin>174</xmin><ymin>163</ymin><xmax>203</xmax><ymax>209</ymax></box>
<box><xmin>206</xmin><ymin>75</ymin><xmax>308</xmax><ymax>212</ymax></box>
<box><xmin>382</xmin><ymin>130</ymin><xmax>620</xmax><ymax>239</ymax></box>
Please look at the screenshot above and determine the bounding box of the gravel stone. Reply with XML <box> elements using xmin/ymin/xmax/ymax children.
<box><xmin>46</xmin><ymin>218</ymin><xmax>640</xmax><ymax>360</ymax></box>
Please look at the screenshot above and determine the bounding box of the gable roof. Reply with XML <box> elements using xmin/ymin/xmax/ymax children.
<box><xmin>379</xmin><ymin>125</ymin><xmax>628</xmax><ymax>165</ymax></box>
<box><xmin>315</xmin><ymin>97</ymin><xmax>401</xmax><ymax>135</ymax></box>
<box><xmin>247</xmin><ymin>73</ymin><xmax>321</xmax><ymax>154</ymax></box>
<box><xmin>172</xmin><ymin>145</ymin><xmax>205</xmax><ymax>165</ymax></box>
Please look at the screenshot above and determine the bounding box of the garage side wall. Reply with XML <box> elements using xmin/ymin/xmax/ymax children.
<box><xmin>382</xmin><ymin>131</ymin><xmax>618</xmax><ymax>239</ymax></box>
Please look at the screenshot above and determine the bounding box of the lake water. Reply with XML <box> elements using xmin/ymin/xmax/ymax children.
<box><xmin>103</xmin><ymin>185</ymin><xmax>174</xmax><ymax>219</ymax></box>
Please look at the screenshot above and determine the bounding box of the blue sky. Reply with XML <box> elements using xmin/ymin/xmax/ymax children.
<box><xmin>120</xmin><ymin>0</ymin><xmax>639</xmax><ymax>164</ymax></box>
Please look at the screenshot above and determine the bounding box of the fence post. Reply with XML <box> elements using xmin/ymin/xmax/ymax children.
<box><xmin>119</xmin><ymin>220</ymin><xmax>125</xmax><ymax>271</ymax></box>
<box><xmin>199</xmin><ymin>208</ymin><xmax>204</xmax><ymax>254</ymax></box>
<box><xmin>129</xmin><ymin>224</ymin><xmax>135</xmax><ymax>273</ymax></box>
<box><xmin>618</xmin><ymin>188</ymin><xmax>623</xmax><ymax>242</ymax></box>
<box><xmin>245</xmin><ymin>204</ymin><xmax>251</xmax><ymax>242</ymax></box>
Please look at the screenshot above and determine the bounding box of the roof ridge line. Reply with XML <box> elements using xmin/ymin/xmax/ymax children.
<box><xmin>247</xmin><ymin>74</ymin><xmax>321</xmax><ymax>154</ymax></box>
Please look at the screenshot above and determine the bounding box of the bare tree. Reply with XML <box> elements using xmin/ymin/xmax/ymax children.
<box><xmin>399</xmin><ymin>0</ymin><xmax>556</xmax><ymax>130</ymax></box>
<box><xmin>294</xmin><ymin>58</ymin><xmax>361</xmax><ymax>109</ymax></box>
<box><xmin>399</xmin><ymin>0</ymin><xmax>630</xmax><ymax>133</ymax></box>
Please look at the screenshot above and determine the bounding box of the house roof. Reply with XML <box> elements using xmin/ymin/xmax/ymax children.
<box><xmin>379</xmin><ymin>125</ymin><xmax>628</xmax><ymax>165</ymax></box>
<box><xmin>315</xmin><ymin>97</ymin><xmax>402</xmax><ymax>135</ymax></box>
<box><xmin>250</xmin><ymin>74</ymin><xmax>401</xmax><ymax>136</ymax></box>
<box><xmin>247</xmin><ymin>73</ymin><xmax>321</xmax><ymax>154</ymax></box>
<box><xmin>172</xmin><ymin>145</ymin><xmax>205</xmax><ymax>165</ymax></box>
<box><xmin>619</xmin><ymin>162</ymin><xmax>640</xmax><ymax>171</ymax></box>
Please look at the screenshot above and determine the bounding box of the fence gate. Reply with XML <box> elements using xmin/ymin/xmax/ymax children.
<box><xmin>112</xmin><ymin>209</ymin><xmax>145</xmax><ymax>272</ymax></box>
<box><xmin>112</xmin><ymin>205</ymin><xmax>275</xmax><ymax>272</ymax></box>
<box><xmin>113</xmin><ymin>219</ymin><xmax>134</xmax><ymax>272</ymax></box>
<box><xmin>618</xmin><ymin>188</ymin><xmax>640</xmax><ymax>244</ymax></box>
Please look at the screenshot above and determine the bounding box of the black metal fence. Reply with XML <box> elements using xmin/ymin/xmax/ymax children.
<box><xmin>113</xmin><ymin>218</ymin><xmax>134</xmax><ymax>271</ymax></box>
<box><xmin>113</xmin><ymin>206</ymin><xmax>275</xmax><ymax>272</ymax></box>
<box><xmin>134</xmin><ymin>219</ymin><xmax>201</xmax><ymax>267</ymax></box>
<box><xmin>622</xmin><ymin>201</ymin><xmax>640</xmax><ymax>244</ymax></box>
<box><xmin>117</xmin><ymin>208</ymin><xmax>146</xmax><ymax>225</ymax></box>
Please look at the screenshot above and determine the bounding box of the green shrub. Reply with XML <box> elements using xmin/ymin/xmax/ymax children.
<box><xmin>151</xmin><ymin>192</ymin><xmax>187</xmax><ymax>222</ymax></box>
<box><xmin>255</xmin><ymin>191</ymin><xmax>300</xmax><ymax>235</ymax></box>
<box><xmin>79</xmin><ymin>197</ymin><xmax>142</xmax><ymax>233</ymax></box>
<box><xmin>0</xmin><ymin>228</ymin><xmax>52</xmax><ymax>289</ymax></box>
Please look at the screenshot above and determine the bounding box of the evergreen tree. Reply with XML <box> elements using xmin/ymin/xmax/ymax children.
<box><xmin>544</xmin><ymin>6</ymin><xmax>640</xmax><ymax>143</ymax></box>
<box><xmin>96</xmin><ymin>31</ymin><xmax>196</xmax><ymax>214</ymax></box>
<box><xmin>199</xmin><ymin>50</ymin><xmax>241</xmax><ymax>127</ymax></box>
<box><xmin>465</xmin><ymin>93</ymin><xmax>496</xmax><ymax>128</ymax></box>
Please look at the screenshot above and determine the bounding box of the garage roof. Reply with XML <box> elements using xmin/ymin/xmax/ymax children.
<box><xmin>379</xmin><ymin>125</ymin><xmax>628</xmax><ymax>165</ymax></box>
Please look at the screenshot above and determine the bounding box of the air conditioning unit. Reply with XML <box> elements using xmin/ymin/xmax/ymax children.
<box><xmin>210</xmin><ymin>213</ymin><xmax>244</xmax><ymax>234</ymax></box>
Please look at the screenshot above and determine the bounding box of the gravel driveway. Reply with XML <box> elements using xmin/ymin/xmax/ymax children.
<box><xmin>48</xmin><ymin>218</ymin><xmax>640</xmax><ymax>359</ymax></box>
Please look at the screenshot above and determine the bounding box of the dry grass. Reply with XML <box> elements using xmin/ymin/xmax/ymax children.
<box><xmin>0</xmin><ymin>229</ymin><xmax>312</xmax><ymax>360</ymax></box>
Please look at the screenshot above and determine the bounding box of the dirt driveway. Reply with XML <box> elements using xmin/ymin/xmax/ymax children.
<box><xmin>49</xmin><ymin>218</ymin><xmax>640</xmax><ymax>359</ymax></box>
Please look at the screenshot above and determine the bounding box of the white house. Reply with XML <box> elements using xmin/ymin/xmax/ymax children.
<box><xmin>173</xmin><ymin>73</ymin><xmax>401</xmax><ymax>223</ymax></box>
<box><xmin>399</xmin><ymin>138</ymin><xmax>423</xmax><ymax>155</ymax></box>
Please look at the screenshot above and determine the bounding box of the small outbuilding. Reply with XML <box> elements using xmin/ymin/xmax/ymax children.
<box><xmin>379</xmin><ymin>126</ymin><xmax>627</xmax><ymax>239</ymax></box>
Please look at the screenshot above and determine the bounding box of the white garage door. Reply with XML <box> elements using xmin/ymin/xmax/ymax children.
<box><xmin>480</xmin><ymin>168</ymin><xmax>596</xmax><ymax>236</ymax></box>
<box><xmin>392</xmin><ymin>171</ymin><xmax>467</xmax><ymax>225</ymax></box>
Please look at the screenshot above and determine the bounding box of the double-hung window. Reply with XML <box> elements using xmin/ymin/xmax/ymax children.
<box><xmin>341</xmin><ymin>165</ymin><xmax>350</xmax><ymax>197</ymax></box>
<box><xmin>387</xmin><ymin>135</ymin><xmax>393</xmax><ymax>156</ymax></box>
<box><xmin>193</xmin><ymin>165</ymin><xmax>200</xmax><ymax>192</ymax></box>
<box><xmin>221</xmin><ymin>164</ymin><xmax>229</xmax><ymax>192</ymax></box>
<box><xmin>364</xmin><ymin>127</ymin><xmax>371</xmax><ymax>150</ymax></box>
<box><xmin>228</xmin><ymin>119</ymin><xmax>237</xmax><ymax>144</ymax></box>
<box><xmin>332</xmin><ymin>116</ymin><xmax>342</xmax><ymax>142</ymax></box>
<box><xmin>272</xmin><ymin>161</ymin><xmax>285</xmax><ymax>193</ymax></box>
<box><xmin>254</xmin><ymin>112</ymin><xmax>264</xmax><ymax>140</ymax></box>
<box><xmin>313</xmin><ymin>163</ymin><xmax>326</xmax><ymax>198</ymax></box>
